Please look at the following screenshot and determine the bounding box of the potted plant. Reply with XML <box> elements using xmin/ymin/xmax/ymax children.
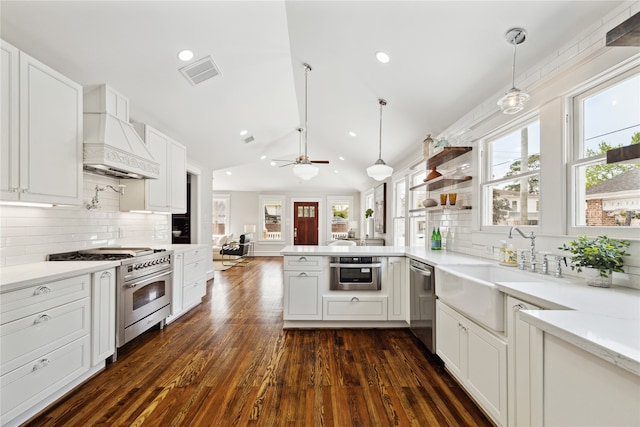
<box><xmin>558</xmin><ymin>235</ymin><xmax>630</xmax><ymax>287</ymax></box>
<box><xmin>365</xmin><ymin>208</ymin><xmax>374</xmax><ymax>219</ymax></box>
<box><xmin>364</xmin><ymin>209</ymin><xmax>374</xmax><ymax>238</ymax></box>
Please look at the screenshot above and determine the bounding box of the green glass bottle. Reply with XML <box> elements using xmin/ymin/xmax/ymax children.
<box><xmin>435</xmin><ymin>227</ymin><xmax>442</xmax><ymax>250</ymax></box>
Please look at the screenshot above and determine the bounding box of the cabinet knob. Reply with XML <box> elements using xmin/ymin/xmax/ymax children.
<box><xmin>298</xmin><ymin>272</ymin><xmax>308</xmax><ymax>277</ymax></box>
<box><xmin>34</xmin><ymin>314</ymin><xmax>51</xmax><ymax>324</ymax></box>
<box><xmin>298</xmin><ymin>256</ymin><xmax>307</xmax><ymax>262</ymax></box>
<box><xmin>351</xmin><ymin>297</ymin><xmax>360</xmax><ymax>302</ymax></box>
<box><xmin>512</xmin><ymin>303</ymin><xmax>526</xmax><ymax>312</ymax></box>
<box><xmin>33</xmin><ymin>286</ymin><xmax>52</xmax><ymax>295</ymax></box>
<box><xmin>32</xmin><ymin>358</ymin><xmax>50</xmax><ymax>371</ymax></box>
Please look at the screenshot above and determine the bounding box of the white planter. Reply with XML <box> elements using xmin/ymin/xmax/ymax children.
<box><xmin>583</xmin><ymin>267</ymin><xmax>613</xmax><ymax>288</ymax></box>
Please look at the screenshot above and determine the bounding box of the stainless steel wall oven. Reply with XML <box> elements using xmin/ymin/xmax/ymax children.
<box><xmin>329</xmin><ymin>256</ymin><xmax>382</xmax><ymax>291</ymax></box>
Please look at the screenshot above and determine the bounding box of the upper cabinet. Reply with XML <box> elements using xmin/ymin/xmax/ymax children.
<box><xmin>1</xmin><ymin>40</ymin><xmax>83</xmax><ymax>204</ymax></box>
<box><xmin>120</xmin><ymin>124</ymin><xmax>186</xmax><ymax>213</ymax></box>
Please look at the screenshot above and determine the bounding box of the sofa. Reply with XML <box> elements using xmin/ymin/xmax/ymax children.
<box><xmin>212</xmin><ymin>233</ymin><xmax>234</xmax><ymax>260</ymax></box>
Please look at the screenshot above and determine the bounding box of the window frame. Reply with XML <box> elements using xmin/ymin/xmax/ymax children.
<box><xmin>480</xmin><ymin>112</ymin><xmax>541</xmax><ymax>231</ymax></box>
<box><xmin>258</xmin><ymin>194</ymin><xmax>286</xmax><ymax>244</ymax></box>
<box><xmin>567</xmin><ymin>64</ymin><xmax>640</xmax><ymax>237</ymax></box>
<box><xmin>212</xmin><ymin>194</ymin><xmax>230</xmax><ymax>238</ymax></box>
<box><xmin>326</xmin><ymin>195</ymin><xmax>353</xmax><ymax>241</ymax></box>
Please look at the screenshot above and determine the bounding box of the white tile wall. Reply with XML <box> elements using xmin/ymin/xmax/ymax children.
<box><xmin>0</xmin><ymin>173</ymin><xmax>170</xmax><ymax>267</ymax></box>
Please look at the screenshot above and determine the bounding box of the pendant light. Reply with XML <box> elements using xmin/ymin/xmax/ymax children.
<box><xmin>293</xmin><ymin>63</ymin><xmax>319</xmax><ymax>181</ymax></box>
<box><xmin>497</xmin><ymin>28</ymin><xmax>530</xmax><ymax>115</ymax></box>
<box><xmin>367</xmin><ymin>98</ymin><xmax>393</xmax><ymax>181</ymax></box>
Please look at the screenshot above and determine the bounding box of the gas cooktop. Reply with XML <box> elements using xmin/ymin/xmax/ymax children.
<box><xmin>48</xmin><ymin>247</ymin><xmax>166</xmax><ymax>261</ymax></box>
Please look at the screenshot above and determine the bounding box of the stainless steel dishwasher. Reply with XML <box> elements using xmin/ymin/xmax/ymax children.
<box><xmin>409</xmin><ymin>259</ymin><xmax>436</xmax><ymax>353</ymax></box>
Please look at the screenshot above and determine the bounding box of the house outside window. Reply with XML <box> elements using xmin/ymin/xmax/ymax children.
<box><xmin>482</xmin><ymin>119</ymin><xmax>541</xmax><ymax>227</ymax></box>
<box><xmin>328</xmin><ymin>197</ymin><xmax>352</xmax><ymax>240</ymax></box>
<box><xmin>259</xmin><ymin>195</ymin><xmax>285</xmax><ymax>242</ymax></box>
<box><xmin>570</xmin><ymin>70</ymin><xmax>640</xmax><ymax>229</ymax></box>
<box><xmin>408</xmin><ymin>171</ymin><xmax>426</xmax><ymax>247</ymax></box>
<box><xmin>212</xmin><ymin>195</ymin><xmax>230</xmax><ymax>237</ymax></box>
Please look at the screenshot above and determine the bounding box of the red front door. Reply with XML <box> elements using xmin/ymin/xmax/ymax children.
<box><xmin>293</xmin><ymin>202</ymin><xmax>319</xmax><ymax>245</ymax></box>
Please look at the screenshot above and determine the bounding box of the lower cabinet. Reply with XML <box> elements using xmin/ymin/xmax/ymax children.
<box><xmin>91</xmin><ymin>269</ymin><xmax>116</xmax><ymax>365</ymax></box>
<box><xmin>168</xmin><ymin>246</ymin><xmax>207</xmax><ymax>323</ymax></box>
<box><xmin>436</xmin><ymin>300</ymin><xmax>507</xmax><ymax>426</ymax></box>
<box><xmin>506</xmin><ymin>296</ymin><xmax>540</xmax><ymax>427</ymax></box>
<box><xmin>284</xmin><ymin>270</ymin><xmax>322</xmax><ymax>320</ymax></box>
<box><xmin>323</xmin><ymin>296</ymin><xmax>388</xmax><ymax>320</ymax></box>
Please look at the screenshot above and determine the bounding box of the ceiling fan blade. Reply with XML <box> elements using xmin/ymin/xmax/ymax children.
<box><xmin>278</xmin><ymin>163</ymin><xmax>295</xmax><ymax>168</ymax></box>
<box><xmin>310</xmin><ymin>160</ymin><xmax>330</xmax><ymax>164</ymax></box>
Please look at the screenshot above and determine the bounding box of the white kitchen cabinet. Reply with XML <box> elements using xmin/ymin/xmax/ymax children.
<box><xmin>323</xmin><ymin>295</ymin><xmax>388</xmax><ymax>320</ymax></box>
<box><xmin>436</xmin><ymin>300</ymin><xmax>507</xmax><ymax>426</ymax></box>
<box><xmin>167</xmin><ymin>246</ymin><xmax>207</xmax><ymax>323</ymax></box>
<box><xmin>283</xmin><ymin>255</ymin><xmax>324</xmax><ymax>320</ymax></box>
<box><xmin>91</xmin><ymin>269</ymin><xmax>116</xmax><ymax>366</ymax></box>
<box><xmin>284</xmin><ymin>271</ymin><xmax>322</xmax><ymax>320</ymax></box>
<box><xmin>506</xmin><ymin>296</ymin><xmax>541</xmax><ymax>427</ymax></box>
<box><xmin>541</xmin><ymin>333</ymin><xmax>640</xmax><ymax>427</ymax></box>
<box><xmin>0</xmin><ymin>39</ymin><xmax>83</xmax><ymax>204</ymax></box>
<box><xmin>386</xmin><ymin>257</ymin><xmax>406</xmax><ymax>321</ymax></box>
<box><xmin>120</xmin><ymin>124</ymin><xmax>186</xmax><ymax>213</ymax></box>
<box><xmin>0</xmin><ymin>273</ymin><xmax>92</xmax><ymax>426</ymax></box>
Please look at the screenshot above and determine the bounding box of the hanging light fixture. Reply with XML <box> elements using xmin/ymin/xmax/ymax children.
<box><xmin>293</xmin><ymin>63</ymin><xmax>319</xmax><ymax>181</ymax></box>
<box><xmin>367</xmin><ymin>98</ymin><xmax>393</xmax><ymax>181</ymax></box>
<box><xmin>497</xmin><ymin>28</ymin><xmax>529</xmax><ymax>115</ymax></box>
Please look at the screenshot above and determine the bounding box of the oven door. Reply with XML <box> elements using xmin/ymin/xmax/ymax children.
<box><xmin>329</xmin><ymin>262</ymin><xmax>382</xmax><ymax>291</ymax></box>
<box><xmin>121</xmin><ymin>271</ymin><xmax>172</xmax><ymax>329</ymax></box>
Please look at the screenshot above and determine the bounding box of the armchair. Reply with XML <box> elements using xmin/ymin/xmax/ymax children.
<box><xmin>220</xmin><ymin>233</ymin><xmax>252</xmax><ymax>266</ymax></box>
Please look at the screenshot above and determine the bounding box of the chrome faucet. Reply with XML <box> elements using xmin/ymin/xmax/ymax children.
<box><xmin>508</xmin><ymin>226</ymin><xmax>536</xmax><ymax>266</ymax></box>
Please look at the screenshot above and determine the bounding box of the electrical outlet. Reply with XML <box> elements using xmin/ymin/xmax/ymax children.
<box><xmin>118</xmin><ymin>227</ymin><xmax>124</xmax><ymax>238</ymax></box>
<box><xmin>485</xmin><ymin>245</ymin><xmax>494</xmax><ymax>254</ymax></box>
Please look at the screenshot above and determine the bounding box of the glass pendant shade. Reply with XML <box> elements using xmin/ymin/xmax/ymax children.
<box><xmin>498</xmin><ymin>88</ymin><xmax>530</xmax><ymax>114</ymax></box>
<box><xmin>367</xmin><ymin>159</ymin><xmax>393</xmax><ymax>181</ymax></box>
<box><xmin>293</xmin><ymin>163</ymin><xmax>319</xmax><ymax>180</ymax></box>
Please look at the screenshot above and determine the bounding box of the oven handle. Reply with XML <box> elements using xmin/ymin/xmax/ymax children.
<box><xmin>124</xmin><ymin>272</ymin><xmax>171</xmax><ymax>288</ymax></box>
<box><xmin>329</xmin><ymin>263</ymin><xmax>382</xmax><ymax>268</ymax></box>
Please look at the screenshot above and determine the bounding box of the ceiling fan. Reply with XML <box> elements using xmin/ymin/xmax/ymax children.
<box><xmin>273</xmin><ymin>127</ymin><xmax>330</xmax><ymax>167</ymax></box>
<box><xmin>273</xmin><ymin>63</ymin><xmax>329</xmax><ymax>179</ymax></box>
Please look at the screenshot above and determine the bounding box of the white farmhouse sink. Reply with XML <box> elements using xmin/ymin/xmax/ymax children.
<box><xmin>436</xmin><ymin>264</ymin><xmax>533</xmax><ymax>332</ymax></box>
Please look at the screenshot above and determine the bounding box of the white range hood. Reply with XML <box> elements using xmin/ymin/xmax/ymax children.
<box><xmin>83</xmin><ymin>85</ymin><xmax>159</xmax><ymax>179</ymax></box>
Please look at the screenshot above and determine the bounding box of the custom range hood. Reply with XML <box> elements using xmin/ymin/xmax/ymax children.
<box><xmin>83</xmin><ymin>85</ymin><xmax>159</xmax><ymax>179</ymax></box>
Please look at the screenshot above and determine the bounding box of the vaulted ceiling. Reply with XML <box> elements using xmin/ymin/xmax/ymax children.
<box><xmin>0</xmin><ymin>1</ymin><xmax>628</xmax><ymax>192</ymax></box>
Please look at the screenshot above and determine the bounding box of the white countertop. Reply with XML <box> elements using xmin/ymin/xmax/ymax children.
<box><xmin>0</xmin><ymin>261</ymin><xmax>122</xmax><ymax>292</ymax></box>
<box><xmin>281</xmin><ymin>245</ymin><xmax>640</xmax><ymax>376</ymax></box>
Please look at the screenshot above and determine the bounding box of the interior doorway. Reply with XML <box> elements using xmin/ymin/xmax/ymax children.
<box><xmin>293</xmin><ymin>201</ymin><xmax>319</xmax><ymax>245</ymax></box>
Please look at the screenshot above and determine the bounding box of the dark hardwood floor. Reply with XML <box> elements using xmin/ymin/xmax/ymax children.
<box><xmin>25</xmin><ymin>257</ymin><xmax>492</xmax><ymax>426</ymax></box>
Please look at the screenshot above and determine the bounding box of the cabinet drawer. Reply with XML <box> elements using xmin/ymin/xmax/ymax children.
<box><xmin>1</xmin><ymin>297</ymin><xmax>90</xmax><ymax>374</ymax></box>
<box><xmin>183</xmin><ymin>248</ymin><xmax>206</xmax><ymax>265</ymax></box>
<box><xmin>284</xmin><ymin>255</ymin><xmax>323</xmax><ymax>271</ymax></box>
<box><xmin>0</xmin><ymin>274</ymin><xmax>90</xmax><ymax>325</ymax></box>
<box><xmin>0</xmin><ymin>335</ymin><xmax>90</xmax><ymax>423</ymax></box>
<box><xmin>323</xmin><ymin>296</ymin><xmax>388</xmax><ymax>320</ymax></box>
<box><xmin>184</xmin><ymin>259</ymin><xmax>205</xmax><ymax>285</ymax></box>
<box><xmin>183</xmin><ymin>279</ymin><xmax>206</xmax><ymax>308</ymax></box>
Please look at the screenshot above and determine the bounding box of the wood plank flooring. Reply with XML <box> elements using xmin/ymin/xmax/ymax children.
<box><xmin>25</xmin><ymin>257</ymin><xmax>492</xmax><ymax>426</ymax></box>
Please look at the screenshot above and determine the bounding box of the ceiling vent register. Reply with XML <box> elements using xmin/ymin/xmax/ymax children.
<box><xmin>179</xmin><ymin>55</ymin><xmax>222</xmax><ymax>86</ymax></box>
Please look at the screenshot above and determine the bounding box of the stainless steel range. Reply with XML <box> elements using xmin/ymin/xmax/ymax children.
<box><xmin>48</xmin><ymin>247</ymin><xmax>172</xmax><ymax>360</ymax></box>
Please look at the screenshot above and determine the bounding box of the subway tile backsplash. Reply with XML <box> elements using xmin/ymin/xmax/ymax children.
<box><xmin>0</xmin><ymin>173</ymin><xmax>170</xmax><ymax>267</ymax></box>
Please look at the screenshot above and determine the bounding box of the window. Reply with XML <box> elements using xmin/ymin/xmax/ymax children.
<box><xmin>483</xmin><ymin>120</ymin><xmax>540</xmax><ymax>226</ymax></box>
<box><xmin>571</xmin><ymin>70</ymin><xmax>640</xmax><ymax>229</ymax></box>
<box><xmin>212</xmin><ymin>195</ymin><xmax>230</xmax><ymax>237</ymax></box>
<box><xmin>364</xmin><ymin>191</ymin><xmax>374</xmax><ymax>237</ymax></box>
<box><xmin>393</xmin><ymin>178</ymin><xmax>407</xmax><ymax>246</ymax></box>
<box><xmin>328</xmin><ymin>197</ymin><xmax>352</xmax><ymax>240</ymax></box>
<box><xmin>408</xmin><ymin>171</ymin><xmax>426</xmax><ymax>247</ymax></box>
<box><xmin>259</xmin><ymin>195</ymin><xmax>285</xmax><ymax>242</ymax></box>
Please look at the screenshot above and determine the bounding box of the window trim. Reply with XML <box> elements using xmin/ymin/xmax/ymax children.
<box><xmin>567</xmin><ymin>63</ymin><xmax>640</xmax><ymax>237</ymax></box>
<box><xmin>258</xmin><ymin>194</ymin><xmax>286</xmax><ymax>244</ymax></box>
<box><xmin>480</xmin><ymin>112</ymin><xmax>541</xmax><ymax>231</ymax></box>
<box><xmin>326</xmin><ymin>195</ymin><xmax>353</xmax><ymax>242</ymax></box>
<box><xmin>212</xmin><ymin>194</ymin><xmax>230</xmax><ymax>238</ymax></box>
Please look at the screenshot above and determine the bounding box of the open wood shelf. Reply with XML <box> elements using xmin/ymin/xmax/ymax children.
<box><xmin>409</xmin><ymin>175</ymin><xmax>471</xmax><ymax>192</ymax></box>
<box><xmin>409</xmin><ymin>205</ymin><xmax>472</xmax><ymax>214</ymax></box>
<box><xmin>426</xmin><ymin>146</ymin><xmax>472</xmax><ymax>169</ymax></box>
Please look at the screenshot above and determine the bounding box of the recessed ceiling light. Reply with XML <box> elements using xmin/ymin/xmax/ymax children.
<box><xmin>376</xmin><ymin>51</ymin><xmax>390</xmax><ymax>64</ymax></box>
<box><xmin>270</xmin><ymin>161</ymin><xmax>276</xmax><ymax>166</ymax></box>
<box><xmin>239</xmin><ymin>129</ymin><xmax>248</xmax><ymax>136</ymax></box>
<box><xmin>177</xmin><ymin>49</ymin><xmax>194</xmax><ymax>61</ymax></box>
<box><xmin>260</xmin><ymin>155</ymin><xmax>267</xmax><ymax>160</ymax></box>
<box><xmin>348</xmin><ymin>131</ymin><xmax>357</xmax><ymax>137</ymax></box>
<box><xmin>225</xmin><ymin>171</ymin><xmax>232</xmax><ymax>176</ymax></box>
<box><xmin>339</xmin><ymin>156</ymin><xmax>345</xmax><ymax>161</ymax></box>
<box><xmin>334</xmin><ymin>170</ymin><xmax>340</xmax><ymax>174</ymax></box>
